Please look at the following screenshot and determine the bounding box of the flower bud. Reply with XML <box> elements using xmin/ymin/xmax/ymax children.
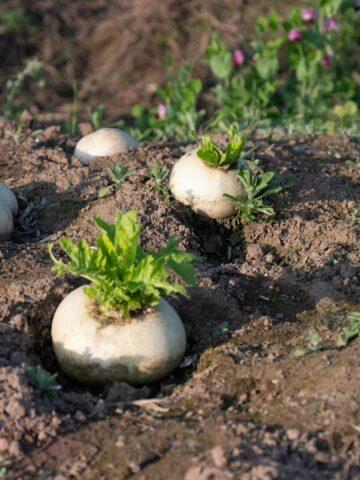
<box><xmin>156</xmin><ymin>103</ymin><xmax>167</xmax><ymax>120</ymax></box>
<box><xmin>288</xmin><ymin>28</ymin><xmax>302</xmax><ymax>42</ymax></box>
<box><xmin>301</xmin><ymin>8</ymin><xmax>318</xmax><ymax>24</ymax></box>
<box><xmin>323</xmin><ymin>16</ymin><xmax>338</xmax><ymax>31</ymax></box>
<box><xmin>232</xmin><ymin>49</ymin><xmax>245</xmax><ymax>67</ymax></box>
<box><xmin>322</xmin><ymin>51</ymin><xmax>334</xmax><ymax>69</ymax></box>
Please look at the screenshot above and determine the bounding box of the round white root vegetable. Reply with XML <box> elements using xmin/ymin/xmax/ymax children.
<box><xmin>0</xmin><ymin>183</ymin><xmax>18</xmax><ymax>217</ymax></box>
<box><xmin>52</xmin><ymin>286</ymin><xmax>187</xmax><ymax>385</ymax></box>
<box><xmin>0</xmin><ymin>200</ymin><xmax>14</xmax><ymax>241</ymax></box>
<box><xmin>169</xmin><ymin>149</ymin><xmax>245</xmax><ymax>219</ymax></box>
<box><xmin>74</xmin><ymin>128</ymin><xmax>138</xmax><ymax>165</ymax></box>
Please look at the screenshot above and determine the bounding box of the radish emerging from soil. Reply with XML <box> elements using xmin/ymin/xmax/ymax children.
<box><xmin>0</xmin><ymin>200</ymin><xmax>13</xmax><ymax>241</ymax></box>
<box><xmin>49</xmin><ymin>211</ymin><xmax>197</xmax><ymax>385</ymax></box>
<box><xmin>74</xmin><ymin>128</ymin><xmax>138</xmax><ymax>165</ymax></box>
<box><xmin>169</xmin><ymin>125</ymin><xmax>246</xmax><ymax>219</ymax></box>
<box><xmin>0</xmin><ymin>182</ymin><xmax>18</xmax><ymax>216</ymax></box>
<box><xmin>0</xmin><ymin>183</ymin><xmax>18</xmax><ymax>241</ymax></box>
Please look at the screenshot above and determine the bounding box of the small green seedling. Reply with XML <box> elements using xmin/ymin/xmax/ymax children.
<box><xmin>351</xmin><ymin>202</ymin><xmax>360</xmax><ymax>225</ymax></box>
<box><xmin>98</xmin><ymin>163</ymin><xmax>134</xmax><ymax>198</ymax></box>
<box><xmin>49</xmin><ymin>211</ymin><xmax>198</xmax><ymax>318</ymax></box>
<box><xmin>224</xmin><ymin>162</ymin><xmax>282</xmax><ymax>223</ymax></box>
<box><xmin>336</xmin><ymin>312</ymin><xmax>360</xmax><ymax>347</ymax></box>
<box><xmin>65</xmin><ymin>80</ymin><xmax>78</xmax><ymax>136</ymax></box>
<box><xmin>22</xmin><ymin>363</ymin><xmax>61</xmax><ymax>399</ymax></box>
<box><xmin>87</xmin><ymin>104</ymin><xmax>105</xmax><ymax>130</ymax></box>
<box><xmin>150</xmin><ymin>163</ymin><xmax>171</xmax><ymax>203</ymax></box>
<box><xmin>293</xmin><ymin>330</ymin><xmax>323</xmax><ymax>357</ymax></box>
<box><xmin>197</xmin><ymin>124</ymin><xmax>245</xmax><ymax>168</ymax></box>
<box><xmin>3</xmin><ymin>58</ymin><xmax>43</xmax><ymax>120</ymax></box>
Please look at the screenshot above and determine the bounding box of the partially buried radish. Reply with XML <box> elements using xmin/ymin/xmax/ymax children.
<box><xmin>49</xmin><ymin>211</ymin><xmax>197</xmax><ymax>385</ymax></box>
<box><xmin>74</xmin><ymin>128</ymin><xmax>138</xmax><ymax>165</ymax></box>
<box><xmin>169</xmin><ymin>125</ymin><xmax>247</xmax><ymax>219</ymax></box>
<box><xmin>0</xmin><ymin>200</ymin><xmax>13</xmax><ymax>241</ymax></box>
<box><xmin>0</xmin><ymin>182</ymin><xmax>18</xmax><ymax>241</ymax></box>
<box><xmin>0</xmin><ymin>182</ymin><xmax>18</xmax><ymax>217</ymax></box>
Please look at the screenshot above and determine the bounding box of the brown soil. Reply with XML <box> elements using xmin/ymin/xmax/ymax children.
<box><xmin>0</xmin><ymin>122</ymin><xmax>359</xmax><ymax>479</ymax></box>
<box><xmin>0</xmin><ymin>0</ymin><xmax>304</xmax><ymax>121</ymax></box>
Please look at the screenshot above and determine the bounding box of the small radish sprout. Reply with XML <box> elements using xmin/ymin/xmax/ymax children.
<box><xmin>75</xmin><ymin>128</ymin><xmax>138</xmax><ymax>165</ymax></box>
<box><xmin>197</xmin><ymin>124</ymin><xmax>245</xmax><ymax>168</ymax></box>
<box><xmin>169</xmin><ymin>125</ymin><xmax>247</xmax><ymax>219</ymax></box>
<box><xmin>22</xmin><ymin>363</ymin><xmax>61</xmax><ymax>399</ymax></box>
<box><xmin>49</xmin><ymin>211</ymin><xmax>198</xmax><ymax>385</ymax></box>
<box><xmin>224</xmin><ymin>161</ymin><xmax>282</xmax><ymax>223</ymax></box>
<box><xmin>150</xmin><ymin>163</ymin><xmax>171</xmax><ymax>203</ymax></box>
<box><xmin>98</xmin><ymin>162</ymin><xmax>134</xmax><ymax>198</ymax></box>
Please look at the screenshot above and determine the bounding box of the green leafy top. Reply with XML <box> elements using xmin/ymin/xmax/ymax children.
<box><xmin>49</xmin><ymin>211</ymin><xmax>197</xmax><ymax>320</ymax></box>
<box><xmin>196</xmin><ymin>125</ymin><xmax>246</xmax><ymax>168</ymax></box>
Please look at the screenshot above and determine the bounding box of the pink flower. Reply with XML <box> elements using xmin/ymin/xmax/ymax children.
<box><xmin>232</xmin><ymin>49</ymin><xmax>245</xmax><ymax>67</ymax></box>
<box><xmin>301</xmin><ymin>8</ymin><xmax>318</xmax><ymax>24</ymax></box>
<box><xmin>322</xmin><ymin>51</ymin><xmax>334</xmax><ymax>69</ymax></box>
<box><xmin>156</xmin><ymin>103</ymin><xmax>167</xmax><ymax>119</ymax></box>
<box><xmin>288</xmin><ymin>28</ymin><xmax>302</xmax><ymax>42</ymax></box>
<box><xmin>355</xmin><ymin>0</ymin><xmax>360</xmax><ymax>11</ymax></box>
<box><xmin>323</xmin><ymin>16</ymin><xmax>338</xmax><ymax>31</ymax></box>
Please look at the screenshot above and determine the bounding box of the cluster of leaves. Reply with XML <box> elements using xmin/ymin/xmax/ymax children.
<box><xmin>130</xmin><ymin>62</ymin><xmax>204</xmax><ymax>141</ymax></box>
<box><xmin>224</xmin><ymin>160</ymin><xmax>283</xmax><ymax>223</ymax></box>
<box><xmin>196</xmin><ymin>124</ymin><xmax>245</xmax><ymax>168</ymax></box>
<box><xmin>49</xmin><ymin>211</ymin><xmax>197</xmax><ymax>319</ymax></box>
<box><xmin>150</xmin><ymin>163</ymin><xmax>171</xmax><ymax>203</ymax></box>
<box><xmin>22</xmin><ymin>363</ymin><xmax>61</xmax><ymax>400</ymax></box>
<box><xmin>98</xmin><ymin>162</ymin><xmax>134</xmax><ymax>198</ymax></box>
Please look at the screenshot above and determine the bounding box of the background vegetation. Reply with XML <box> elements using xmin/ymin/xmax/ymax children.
<box><xmin>0</xmin><ymin>0</ymin><xmax>359</xmax><ymax>138</ymax></box>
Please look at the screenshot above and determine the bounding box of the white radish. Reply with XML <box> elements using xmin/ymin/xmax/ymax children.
<box><xmin>52</xmin><ymin>286</ymin><xmax>186</xmax><ymax>386</ymax></box>
<box><xmin>169</xmin><ymin>149</ymin><xmax>245</xmax><ymax>219</ymax></box>
<box><xmin>74</xmin><ymin>128</ymin><xmax>138</xmax><ymax>165</ymax></box>
<box><xmin>0</xmin><ymin>200</ymin><xmax>14</xmax><ymax>241</ymax></box>
<box><xmin>0</xmin><ymin>183</ymin><xmax>18</xmax><ymax>217</ymax></box>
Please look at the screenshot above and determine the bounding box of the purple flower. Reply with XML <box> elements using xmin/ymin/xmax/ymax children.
<box><xmin>232</xmin><ymin>49</ymin><xmax>245</xmax><ymax>67</ymax></box>
<box><xmin>322</xmin><ymin>51</ymin><xmax>334</xmax><ymax>69</ymax></box>
<box><xmin>323</xmin><ymin>16</ymin><xmax>338</xmax><ymax>31</ymax></box>
<box><xmin>301</xmin><ymin>8</ymin><xmax>318</xmax><ymax>24</ymax></box>
<box><xmin>156</xmin><ymin>103</ymin><xmax>167</xmax><ymax>119</ymax></box>
<box><xmin>288</xmin><ymin>28</ymin><xmax>302</xmax><ymax>42</ymax></box>
<box><xmin>355</xmin><ymin>0</ymin><xmax>360</xmax><ymax>11</ymax></box>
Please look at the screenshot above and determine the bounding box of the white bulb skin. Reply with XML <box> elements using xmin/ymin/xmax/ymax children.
<box><xmin>51</xmin><ymin>286</ymin><xmax>187</xmax><ymax>386</ymax></box>
<box><xmin>0</xmin><ymin>183</ymin><xmax>18</xmax><ymax>217</ymax></box>
<box><xmin>74</xmin><ymin>128</ymin><xmax>138</xmax><ymax>165</ymax></box>
<box><xmin>169</xmin><ymin>149</ymin><xmax>245</xmax><ymax>219</ymax></box>
<box><xmin>0</xmin><ymin>200</ymin><xmax>14</xmax><ymax>241</ymax></box>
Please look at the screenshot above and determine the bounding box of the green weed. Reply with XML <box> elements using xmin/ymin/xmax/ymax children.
<box><xmin>22</xmin><ymin>363</ymin><xmax>61</xmax><ymax>400</ymax></box>
<box><xmin>98</xmin><ymin>163</ymin><xmax>134</xmax><ymax>198</ymax></box>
